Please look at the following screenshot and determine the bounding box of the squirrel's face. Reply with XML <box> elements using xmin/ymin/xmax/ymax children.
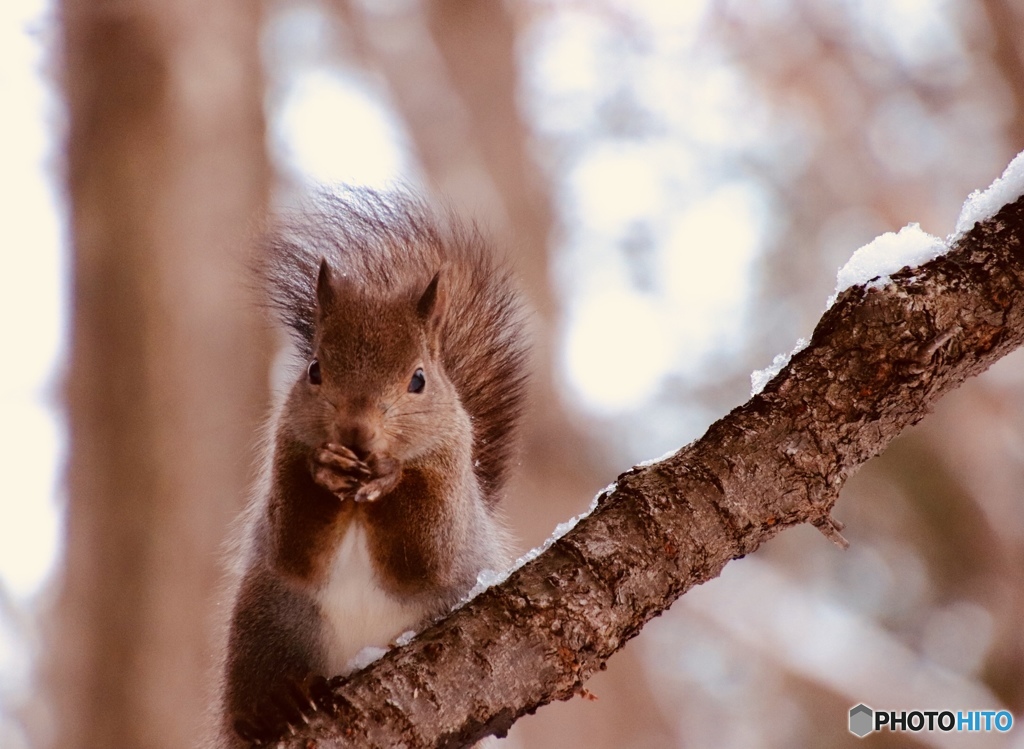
<box><xmin>286</xmin><ymin>261</ymin><xmax>470</xmax><ymax>465</ymax></box>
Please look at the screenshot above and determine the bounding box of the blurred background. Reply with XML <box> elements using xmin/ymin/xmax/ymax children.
<box><xmin>3</xmin><ymin>0</ymin><xmax>1024</xmax><ymax>747</ymax></box>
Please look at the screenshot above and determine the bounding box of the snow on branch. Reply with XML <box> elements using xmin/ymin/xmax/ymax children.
<box><xmin>277</xmin><ymin>168</ymin><xmax>1024</xmax><ymax>749</ymax></box>
<box><xmin>752</xmin><ymin>152</ymin><xmax>1024</xmax><ymax>396</ymax></box>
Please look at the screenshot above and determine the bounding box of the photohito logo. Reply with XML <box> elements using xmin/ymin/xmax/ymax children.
<box><xmin>849</xmin><ymin>704</ymin><xmax>1013</xmax><ymax>738</ymax></box>
<box><xmin>849</xmin><ymin>704</ymin><xmax>873</xmax><ymax>738</ymax></box>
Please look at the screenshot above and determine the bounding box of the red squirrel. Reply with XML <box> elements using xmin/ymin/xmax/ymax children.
<box><xmin>218</xmin><ymin>188</ymin><xmax>528</xmax><ymax>746</ymax></box>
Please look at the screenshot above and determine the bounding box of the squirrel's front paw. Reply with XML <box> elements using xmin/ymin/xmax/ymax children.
<box><xmin>354</xmin><ymin>455</ymin><xmax>402</xmax><ymax>503</ymax></box>
<box><xmin>311</xmin><ymin>443</ymin><xmax>371</xmax><ymax>499</ymax></box>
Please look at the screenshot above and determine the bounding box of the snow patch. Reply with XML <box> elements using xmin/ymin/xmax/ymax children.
<box><xmin>634</xmin><ymin>448</ymin><xmax>679</xmax><ymax>469</ymax></box>
<box><xmin>462</xmin><ymin>567</ymin><xmax>512</xmax><ymax>603</ymax></box>
<box><xmin>828</xmin><ymin>223</ymin><xmax>946</xmax><ymax>307</ymax></box>
<box><xmin>955</xmin><ymin>150</ymin><xmax>1024</xmax><ymax>238</ymax></box>
<box><xmin>750</xmin><ymin>338</ymin><xmax>809</xmax><ymax>396</ymax></box>
<box><xmin>394</xmin><ymin>629</ymin><xmax>417</xmax><ymax>647</ymax></box>
<box><xmin>824</xmin><ymin>151</ymin><xmax>1024</xmax><ymax>310</ymax></box>
<box><xmin>749</xmin><ymin>151</ymin><xmax>1024</xmax><ymax>401</ymax></box>
<box><xmin>346</xmin><ymin>645</ymin><xmax>387</xmax><ymax>672</ymax></box>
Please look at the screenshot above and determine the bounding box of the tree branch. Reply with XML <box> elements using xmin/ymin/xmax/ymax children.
<box><xmin>280</xmin><ymin>193</ymin><xmax>1024</xmax><ymax>748</ymax></box>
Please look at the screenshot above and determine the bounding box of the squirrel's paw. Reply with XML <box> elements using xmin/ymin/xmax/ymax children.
<box><xmin>354</xmin><ymin>455</ymin><xmax>402</xmax><ymax>503</ymax></box>
<box><xmin>232</xmin><ymin>675</ymin><xmax>338</xmax><ymax>746</ymax></box>
<box><xmin>311</xmin><ymin>443</ymin><xmax>371</xmax><ymax>499</ymax></box>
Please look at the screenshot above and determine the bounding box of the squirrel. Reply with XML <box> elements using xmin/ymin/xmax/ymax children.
<box><xmin>217</xmin><ymin>188</ymin><xmax>528</xmax><ymax>746</ymax></box>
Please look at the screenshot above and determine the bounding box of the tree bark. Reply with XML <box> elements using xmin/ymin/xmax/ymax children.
<box><xmin>271</xmin><ymin>189</ymin><xmax>1024</xmax><ymax>748</ymax></box>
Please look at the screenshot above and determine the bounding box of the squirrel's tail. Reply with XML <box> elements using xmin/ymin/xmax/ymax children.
<box><xmin>259</xmin><ymin>186</ymin><xmax>529</xmax><ymax>506</ymax></box>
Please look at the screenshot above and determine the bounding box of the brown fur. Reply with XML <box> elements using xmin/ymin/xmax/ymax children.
<box><xmin>267</xmin><ymin>439</ymin><xmax>356</xmax><ymax>584</ymax></box>
<box><xmin>218</xmin><ymin>188</ymin><xmax>527</xmax><ymax>747</ymax></box>
<box><xmin>259</xmin><ymin>187</ymin><xmax>528</xmax><ymax>504</ymax></box>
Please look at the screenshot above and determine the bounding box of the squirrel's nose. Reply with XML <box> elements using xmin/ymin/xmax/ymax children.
<box><xmin>338</xmin><ymin>424</ymin><xmax>374</xmax><ymax>461</ymax></box>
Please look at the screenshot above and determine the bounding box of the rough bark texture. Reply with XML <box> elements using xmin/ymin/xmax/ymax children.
<box><xmin>271</xmin><ymin>192</ymin><xmax>1024</xmax><ymax>749</ymax></box>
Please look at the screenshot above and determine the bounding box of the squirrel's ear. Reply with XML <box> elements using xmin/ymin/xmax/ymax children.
<box><xmin>416</xmin><ymin>268</ymin><xmax>448</xmax><ymax>348</ymax></box>
<box><xmin>316</xmin><ymin>258</ymin><xmax>335</xmax><ymax>314</ymax></box>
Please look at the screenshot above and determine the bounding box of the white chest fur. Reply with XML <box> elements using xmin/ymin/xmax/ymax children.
<box><xmin>316</xmin><ymin>522</ymin><xmax>428</xmax><ymax>675</ymax></box>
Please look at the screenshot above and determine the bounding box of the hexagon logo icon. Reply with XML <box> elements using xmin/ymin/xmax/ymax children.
<box><xmin>849</xmin><ymin>704</ymin><xmax>874</xmax><ymax>738</ymax></box>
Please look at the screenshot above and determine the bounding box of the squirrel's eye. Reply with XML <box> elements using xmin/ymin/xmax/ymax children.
<box><xmin>408</xmin><ymin>368</ymin><xmax>426</xmax><ymax>393</ymax></box>
<box><xmin>307</xmin><ymin>359</ymin><xmax>322</xmax><ymax>385</ymax></box>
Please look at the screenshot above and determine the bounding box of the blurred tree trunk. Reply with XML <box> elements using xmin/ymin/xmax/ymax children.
<box><xmin>52</xmin><ymin>1</ymin><xmax>269</xmax><ymax>747</ymax></box>
<box><xmin>983</xmin><ymin>0</ymin><xmax>1024</xmax><ymax>152</ymax></box>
